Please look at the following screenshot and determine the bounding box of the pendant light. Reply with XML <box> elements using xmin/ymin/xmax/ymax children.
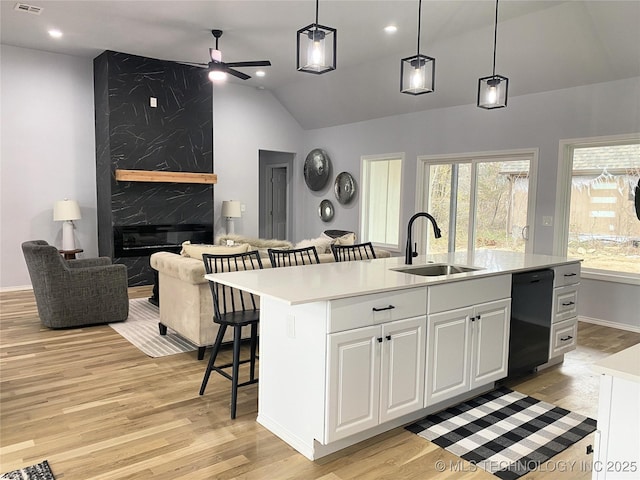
<box><xmin>297</xmin><ymin>0</ymin><xmax>336</xmax><ymax>74</ymax></box>
<box><xmin>477</xmin><ymin>0</ymin><xmax>509</xmax><ymax>109</ymax></box>
<box><xmin>401</xmin><ymin>0</ymin><xmax>435</xmax><ymax>95</ymax></box>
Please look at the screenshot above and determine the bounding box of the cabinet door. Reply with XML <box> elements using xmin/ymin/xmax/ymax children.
<box><xmin>380</xmin><ymin>316</ymin><xmax>426</xmax><ymax>423</ymax></box>
<box><xmin>325</xmin><ymin>325</ymin><xmax>381</xmax><ymax>443</ymax></box>
<box><xmin>425</xmin><ymin>307</ymin><xmax>471</xmax><ymax>406</ymax></box>
<box><xmin>470</xmin><ymin>299</ymin><xmax>510</xmax><ymax>389</ymax></box>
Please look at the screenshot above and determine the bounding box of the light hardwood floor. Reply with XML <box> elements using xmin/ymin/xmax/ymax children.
<box><xmin>1</xmin><ymin>287</ymin><xmax>638</xmax><ymax>479</ymax></box>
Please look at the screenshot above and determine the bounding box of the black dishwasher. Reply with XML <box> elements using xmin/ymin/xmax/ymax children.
<box><xmin>508</xmin><ymin>269</ymin><xmax>554</xmax><ymax>378</ymax></box>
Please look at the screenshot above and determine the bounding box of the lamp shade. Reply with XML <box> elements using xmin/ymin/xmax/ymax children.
<box><xmin>53</xmin><ymin>199</ymin><xmax>81</xmax><ymax>221</ymax></box>
<box><xmin>221</xmin><ymin>200</ymin><xmax>242</xmax><ymax>218</ymax></box>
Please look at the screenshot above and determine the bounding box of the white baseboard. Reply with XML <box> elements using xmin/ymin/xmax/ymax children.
<box><xmin>579</xmin><ymin>315</ymin><xmax>640</xmax><ymax>334</ymax></box>
<box><xmin>0</xmin><ymin>285</ymin><xmax>32</xmax><ymax>293</ymax></box>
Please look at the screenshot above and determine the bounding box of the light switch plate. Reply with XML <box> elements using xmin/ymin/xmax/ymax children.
<box><xmin>150</xmin><ymin>97</ymin><xmax>157</xmax><ymax>108</ymax></box>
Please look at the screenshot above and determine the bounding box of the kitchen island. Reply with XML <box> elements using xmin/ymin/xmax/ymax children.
<box><xmin>205</xmin><ymin>250</ymin><xmax>581</xmax><ymax>460</ymax></box>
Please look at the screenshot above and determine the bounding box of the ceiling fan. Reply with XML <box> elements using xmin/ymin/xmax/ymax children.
<box><xmin>195</xmin><ymin>29</ymin><xmax>271</xmax><ymax>81</ymax></box>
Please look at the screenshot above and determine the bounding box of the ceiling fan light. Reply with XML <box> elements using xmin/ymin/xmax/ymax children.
<box><xmin>477</xmin><ymin>74</ymin><xmax>508</xmax><ymax>108</ymax></box>
<box><xmin>208</xmin><ymin>69</ymin><xmax>227</xmax><ymax>82</ymax></box>
<box><xmin>401</xmin><ymin>54</ymin><xmax>435</xmax><ymax>95</ymax></box>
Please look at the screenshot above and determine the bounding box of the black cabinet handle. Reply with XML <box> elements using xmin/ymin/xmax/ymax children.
<box><xmin>560</xmin><ymin>335</ymin><xmax>573</xmax><ymax>341</ymax></box>
<box><xmin>564</xmin><ymin>273</ymin><xmax>577</xmax><ymax>277</ymax></box>
<box><xmin>377</xmin><ymin>337</ymin><xmax>383</xmax><ymax>343</ymax></box>
<box><xmin>471</xmin><ymin>316</ymin><xmax>476</xmax><ymax>322</ymax></box>
<box><xmin>562</xmin><ymin>301</ymin><xmax>575</xmax><ymax>306</ymax></box>
<box><xmin>477</xmin><ymin>314</ymin><xmax>481</xmax><ymax>320</ymax></box>
<box><xmin>373</xmin><ymin>305</ymin><xmax>396</xmax><ymax>312</ymax></box>
<box><xmin>386</xmin><ymin>335</ymin><xmax>391</xmax><ymax>341</ymax></box>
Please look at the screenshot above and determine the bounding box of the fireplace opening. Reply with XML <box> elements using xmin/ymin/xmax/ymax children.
<box><xmin>113</xmin><ymin>224</ymin><xmax>213</xmax><ymax>257</ymax></box>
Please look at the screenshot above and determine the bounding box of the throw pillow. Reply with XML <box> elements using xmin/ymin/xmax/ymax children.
<box><xmin>333</xmin><ymin>232</ymin><xmax>357</xmax><ymax>246</ymax></box>
<box><xmin>180</xmin><ymin>241</ymin><xmax>250</xmax><ymax>258</ymax></box>
<box><xmin>295</xmin><ymin>237</ymin><xmax>333</xmax><ymax>254</ymax></box>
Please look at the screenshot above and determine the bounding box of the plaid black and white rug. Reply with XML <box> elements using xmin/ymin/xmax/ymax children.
<box><xmin>406</xmin><ymin>387</ymin><xmax>597</xmax><ymax>480</ymax></box>
<box><xmin>0</xmin><ymin>460</ymin><xmax>55</xmax><ymax>480</ymax></box>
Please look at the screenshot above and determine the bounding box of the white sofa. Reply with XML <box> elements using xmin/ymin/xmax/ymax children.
<box><xmin>150</xmin><ymin>233</ymin><xmax>390</xmax><ymax>359</ymax></box>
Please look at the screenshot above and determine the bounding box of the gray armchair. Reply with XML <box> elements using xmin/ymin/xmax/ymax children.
<box><xmin>21</xmin><ymin>240</ymin><xmax>129</xmax><ymax>328</ymax></box>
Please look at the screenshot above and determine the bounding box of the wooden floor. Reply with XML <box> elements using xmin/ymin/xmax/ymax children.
<box><xmin>1</xmin><ymin>287</ymin><xmax>639</xmax><ymax>480</ymax></box>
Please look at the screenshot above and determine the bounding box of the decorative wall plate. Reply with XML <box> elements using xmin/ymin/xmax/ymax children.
<box><xmin>334</xmin><ymin>171</ymin><xmax>356</xmax><ymax>204</ymax></box>
<box><xmin>318</xmin><ymin>199</ymin><xmax>334</xmax><ymax>222</ymax></box>
<box><xmin>304</xmin><ymin>149</ymin><xmax>331</xmax><ymax>191</ymax></box>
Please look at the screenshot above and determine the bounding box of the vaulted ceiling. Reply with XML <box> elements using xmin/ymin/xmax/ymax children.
<box><xmin>2</xmin><ymin>0</ymin><xmax>639</xmax><ymax>129</ymax></box>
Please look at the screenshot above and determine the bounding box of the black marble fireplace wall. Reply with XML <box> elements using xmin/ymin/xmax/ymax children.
<box><xmin>94</xmin><ymin>51</ymin><xmax>214</xmax><ymax>286</ymax></box>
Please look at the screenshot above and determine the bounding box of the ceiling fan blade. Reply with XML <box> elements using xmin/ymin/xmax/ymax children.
<box><xmin>225</xmin><ymin>67</ymin><xmax>251</xmax><ymax>80</ymax></box>
<box><xmin>225</xmin><ymin>60</ymin><xmax>271</xmax><ymax>68</ymax></box>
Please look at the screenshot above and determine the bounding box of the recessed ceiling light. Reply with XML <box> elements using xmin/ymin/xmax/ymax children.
<box><xmin>48</xmin><ymin>29</ymin><xmax>62</xmax><ymax>38</ymax></box>
<box><xmin>256</xmin><ymin>70</ymin><xmax>266</xmax><ymax>77</ymax></box>
<box><xmin>384</xmin><ymin>25</ymin><xmax>398</xmax><ymax>34</ymax></box>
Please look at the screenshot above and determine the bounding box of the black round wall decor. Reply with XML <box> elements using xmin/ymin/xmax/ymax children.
<box><xmin>304</xmin><ymin>149</ymin><xmax>331</xmax><ymax>191</ymax></box>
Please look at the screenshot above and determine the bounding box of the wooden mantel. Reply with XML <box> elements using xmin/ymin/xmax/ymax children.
<box><xmin>115</xmin><ymin>169</ymin><xmax>217</xmax><ymax>184</ymax></box>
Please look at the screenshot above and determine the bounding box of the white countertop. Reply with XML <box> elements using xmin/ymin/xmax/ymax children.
<box><xmin>205</xmin><ymin>250</ymin><xmax>580</xmax><ymax>305</ymax></box>
<box><xmin>592</xmin><ymin>343</ymin><xmax>640</xmax><ymax>383</ymax></box>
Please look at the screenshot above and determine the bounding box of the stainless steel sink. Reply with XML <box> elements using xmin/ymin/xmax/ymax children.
<box><xmin>392</xmin><ymin>263</ymin><xmax>482</xmax><ymax>277</ymax></box>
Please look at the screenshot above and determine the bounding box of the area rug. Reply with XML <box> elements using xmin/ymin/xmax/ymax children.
<box><xmin>406</xmin><ymin>386</ymin><xmax>597</xmax><ymax>480</ymax></box>
<box><xmin>0</xmin><ymin>460</ymin><xmax>55</xmax><ymax>480</ymax></box>
<box><xmin>109</xmin><ymin>298</ymin><xmax>198</xmax><ymax>357</ymax></box>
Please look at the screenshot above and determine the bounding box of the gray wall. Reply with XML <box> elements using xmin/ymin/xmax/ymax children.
<box><xmin>1</xmin><ymin>45</ymin><xmax>97</xmax><ymax>289</ymax></box>
<box><xmin>1</xmin><ymin>44</ymin><xmax>637</xmax><ymax>330</ymax></box>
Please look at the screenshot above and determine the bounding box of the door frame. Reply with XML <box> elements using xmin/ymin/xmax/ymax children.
<box><xmin>415</xmin><ymin>148</ymin><xmax>538</xmax><ymax>255</ymax></box>
<box><xmin>259</xmin><ymin>150</ymin><xmax>294</xmax><ymax>240</ymax></box>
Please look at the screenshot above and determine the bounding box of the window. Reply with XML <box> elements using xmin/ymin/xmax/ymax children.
<box><xmin>416</xmin><ymin>150</ymin><xmax>537</xmax><ymax>255</ymax></box>
<box><xmin>556</xmin><ymin>135</ymin><xmax>640</xmax><ymax>276</ymax></box>
<box><xmin>360</xmin><ymin>154</ymin><xmax>403</xmax><ymax>250</ymax></box>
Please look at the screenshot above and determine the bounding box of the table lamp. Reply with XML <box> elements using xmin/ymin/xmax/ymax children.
<box><xmin>53</xmin><ymin>199</ymin><xmax>81</xmax><ymax>250</ymax></box>
<box><xmin>221</xmin><ymin>200</ymin><xmax>242</xmax><ymax>234</ymax></box>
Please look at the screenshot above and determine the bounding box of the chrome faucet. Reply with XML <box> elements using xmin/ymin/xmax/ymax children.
<box><xmin>405</xmin><ymin>212</ymin><xmax>442</xmax><ymax>264</ymax></box>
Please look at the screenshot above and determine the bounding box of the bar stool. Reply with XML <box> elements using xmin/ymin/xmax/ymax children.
<box><xmin>268</xmin><ymin>245</ymin><xmax>320</xmax><ymax>267</ymax></box>
<box><xmin>199</xmin><ymin>250</ymin><xmax>263</xmax><ymax>419</ymax></box>
<box><xmin>331</xmin><ymin>242</ymin><xmax>377</xmax><ymax>262</ymax></box>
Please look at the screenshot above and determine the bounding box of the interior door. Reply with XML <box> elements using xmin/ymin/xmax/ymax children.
<box><xmin>270</xmin><ymin>166</ymin><xmax>287</xmax><ymax>240</ymax></box>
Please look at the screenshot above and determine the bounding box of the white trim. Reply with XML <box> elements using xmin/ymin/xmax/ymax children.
<box><xmin>579</xmin><ymin>315</ymin><xmax>640</xmax><ymax>334</ymax></box>
<box><xmin>554</xmin><ymin>132</ymin><xmax>640</xmax><ymax>256</ymax></box>
<box><xmin>582</xmin><ymin>270</ymin><xmax>640</xmax><ymax>286</ymax></box>
<box><xmin>416</xmin><ymin>148</ymin><xmax>538</xmax><ymax>255</ymax></box>
<box><xmin>0</xmin><ymin>285</ymin><xmax>32</xmax><ymax>293</ymax></box>
<box><xmin>359</xmin><ymin>153</ymin><xmax>405</xmax><ymax>251</ymax></box>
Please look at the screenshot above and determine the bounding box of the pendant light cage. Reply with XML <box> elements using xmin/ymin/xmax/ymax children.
<box><xmin>401</xmin><ymin>54</ymin><xmax>435</xmax><ymax>95</ymax></box>
<box><xmin>401</xmin><ymin>0</ymin><xmax>435</xmax><ymax>95</ymax></box>
<box><xmin>478</xmin><ymin>74</ymin><xmax>509</xmax><ymax>109</ymax></box>
<box><xmin>477</xmin><ymin>0</ymin><xmax>509</xmax><ymax>109</ymax></box>
<box><xmin>297</xmin><ymin>0</ymin><xmax>336</xmax><ymax>74</ymax></box>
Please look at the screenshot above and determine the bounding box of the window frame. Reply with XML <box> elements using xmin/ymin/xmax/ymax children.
<box><xmin>359</xmin><ymin>153</ymin><xmax>405</xmax><ymax>252</ymax></box>
<box><xmin>416</xmin><ymin>148</ymin><xmax>538</xmax><ymax>256</ymax></box>
<box><xmin>554</xmin><ymin>133</ymin><xmax>640</xmax><ymax>285</ymax></box>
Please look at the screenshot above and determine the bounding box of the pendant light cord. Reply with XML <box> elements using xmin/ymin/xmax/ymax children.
<box><xmin>416</xmin><ymin>0</ymin><xmax>422</xmax><ymax>56</ymax></box>
<box><xmin>315</xmin><ymin>0</ymin><xmax>320</xmax><ymax>28</ymax></box>
<box><xmin>492</xmin><ymin>0</ymin><xmax>499</xmax><ymax>77</ymax></box>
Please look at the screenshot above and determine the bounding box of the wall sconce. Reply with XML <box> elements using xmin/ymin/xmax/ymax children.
<box><xmin>221</xmin><ymin>200</ymin><xmax>242</xmax><ymax>234</ymax></box>
<box><xmin>477</xmin><ymin>0</ymin><xmax>509</xmax><ymax>109</ymax></box>
<box><xmin>53</xmin><ymin>199</ymin><xmax>81</xmax><ymax>250</ymax></box>
<box><xmin>401</xmin><ymin>0</ymin><xmax>435</xmax><ymax>95</ymax></box>
<box><xmin>297</xmin><ymin>0</ymin><xmax>336</xmax><ymax>74</ymax></box>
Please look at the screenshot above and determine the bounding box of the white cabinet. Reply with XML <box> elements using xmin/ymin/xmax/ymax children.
<box><xmin>325</xmin><ymin>315</ymin><xmax>426</xmax><ymax>443</ymax></box>
<box><xmin>592</xmin><ymin>345</ymin><xmax>640</xmax><ymax>480</ymax></box>
<box><xmin>425</xmin><ymin>298</ymin><xmax>510</xmax><ymax>406</ymax></box>
<box><xmin>550</xmin><ymin>263</ymin><xmax>580</xmax><ymax>359</ymax></box>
